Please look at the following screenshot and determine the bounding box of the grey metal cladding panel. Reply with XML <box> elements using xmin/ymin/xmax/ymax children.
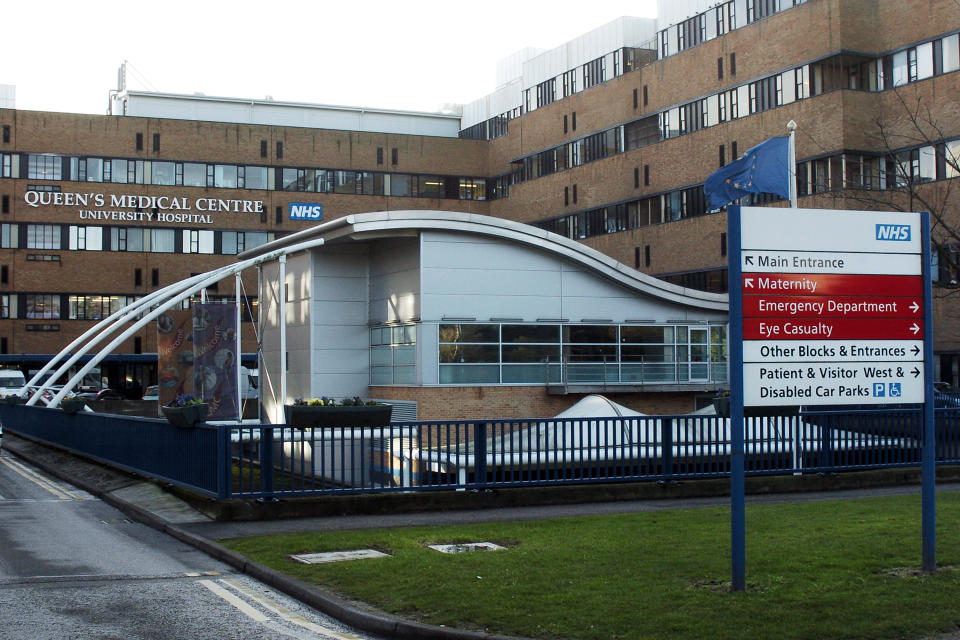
<box><xmin>310</xmin><ymin>373</ymin><xmax>370</xmax><ymax>399</ymax></box>
<box><xmin>312</xmin><ymin>300</ymin><xmax>368</xmax><ymax>324</ymax></box>
<box><xmin>313</xmin><ymin>274</ymin><xmax>368</xmax><ymax>302</ymax></box>
<box><xmin>422</xmin><ymin>293</ymin><xmax>562</xmax><ymax>321</ymax></box>
<box><xmin>310</xmin><ymin>350</ymin><xmax>369</xmax><ymax>376</ymax></box>
<box><xmin>420</xmin><ymin>234</ymin><xmax>559</xmax><ymax>272</ymax></box>
<box><xmin>313</xmin><ymin>325</ymin><xmax>369</xmax><ymax>350</ymax></box>
<box><xmin>421</xmin><ymin>266</ymin><xmax>561</xmax><ymax>297</ymax></box>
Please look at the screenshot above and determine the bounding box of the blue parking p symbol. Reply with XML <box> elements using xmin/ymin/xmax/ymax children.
<box><xmin>873</xmin><ymin>383</ymin><xmax>886</xmax><ymax>398</ymax></box>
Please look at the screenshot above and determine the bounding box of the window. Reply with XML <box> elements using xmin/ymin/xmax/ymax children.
<box><xmin>152</xmin><ymin>133</ymin><xmax>160</xmax><ymax>152</ymax></box>
<box><xmin>222</xmin><ymin>231</ymin><xmax>270</xmax><ymax>255</ymax></box>
<box><xmin>718</xmin><ymin>57</ymin><xmax>724</xmax><ymax>80</ymax></box>
<box><xmin>391</xmin><ymin>148</ymin><xmax>398</xmax><ymax>165</ymax></box>
<box><xmin>1</xmin><ymin>265</ymin><xmax>6</xmax><ymax>284</ymax></box>
<box><xmin>943</xmin><ymin>34</ymin><xmax>960</xmax><ymax>73</ymax></box>
<box><xmin>0</xmin><ymin>297</ymin><xmax>8</xmax><ymax>320</ymax></box>
<box><xmin>1</xmin><ymin>195</ymin><xmax>7</xmax><ymax>214</ymax></box>
<box><xmin>562</xmin><ymin>70</ymin><xmax>577</xmax><ymax>97</ymax></box>
<box><xmin>1</xmin><ymin>125</ymin><xmax>9</xmax><ymax>143</ymax></box>
<box><xmin>730</xmin><ymin>52</ymin><xmax>737</xmax><ymax>76</ymax></box>
<box><xmin>213</xmin><ymin>164</ymin><xmax>238</xmax><ymax>188</ymax></box>
<box><xmin>458</xmin><ymin>179</ymin><xmax>486</xmax><ymax>201</ymax></box>
<box><xmin>69</xmin><ymin>295</ymin><xmax>128</xmax><ymax>320</ymax></box>
<box><xmin>245</xmin><ymin>165</ymin><xmax>268</xmax><ymax>190</ymax></box>
<box><xmin>276</xmin><ymin>141</ymin><xmax>283</xmax><ymax>159</ymax></box>
<box><xmin>439</xmin><ymin>323</ymin><xmax>500</xmax><ymax>384</ymax></box>
<box><xmin>370</xmin><ymin>324</ymin><xmax>417</xmax><ymax>385</ymax></box>
<box><xmin>151</xmin><ymin>161</ymin><xmax>176</xmax><ymax>186</ymax></box>
<box><xmin>182</xmin><ymin>163</ymin><xmax>206</xmax><ymax>187</ymax></box>
<box><xmin>260</xmin><ymin>140</ymin><xmax>268</xmax><ymax>158</ymax></box>
<box><xmin>27</xmin><ymin>154</ymin><xmax>62</xmax><ymax>180</ymax></box>
<box><xmin>110</xmin><ymin>158</ymin><xmax>130</xmax><ymax>184</ymax></box>
<box><xmin>111</xmin><ymin>227</ymin><xmax>144</xmax><ymax>252</ymax></box>
<box><xmin>377</xmin><ymin>147</ymin><xmax>384</xmax><ymax>165</ymax></box>
<box><xmin>27</xmin><ymin>224</ymin><xmax>60</xmax><ymax>249</ymax></box>
<box><xmin>69</xmin><ymin>226</ymin><xmax>103</xmax><ymax>251</ymax></box>
<box><xmin>183</xmin><ymin>229</ymin><xmax>214</xmax><ymax>254</ymax></box>
<box><xmin>135</xmin><ymin>268</ymin><xmax>142</xmax><ymax>286</ymax></box>
<box><xmin>644</xmin><ymin>165</ymin><xmax>650</xmax><ymax>186</ymax></box>
<box><xmin>0</xmin><ymin>224</ymin><xmax>14</xmax><ymax>248</ymax></box>
<box><xmin>536</xmin><ymin>78</ymin><xmax>555</xmax><ymax>108</ymax></box>
<box><xmin>583</xmin><ymin>57</ymin><xmax>606</xmax><ymax>89</ymax></box>
<box><xmin>136</xmin><ymin>133</ymin><xmax>143</xmax><ymax>151</ymax></box>
<box><xmin>149</xmin><ymin>229</ymin><xmax>175</xmax><ymax>253</ymax></box>
<box><xmin>25</xmin><ymin>294</ymin><xmax>59</xmax><ymax>319</ymax></box>
<box><xmin>152</xmin><ymin>268</ymin><xmax>159</xmax><ymax>286</ymax></box>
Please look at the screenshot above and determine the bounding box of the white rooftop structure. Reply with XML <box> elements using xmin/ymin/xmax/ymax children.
<box><xmin>109</xmin><ymin>90</ymin><xmax>462</xmax><ymax>138</ymax></box>
<box><xmin>0</xmin><ymin>85</ymin><xmax>14</xmax><ymax>110</ymax></box>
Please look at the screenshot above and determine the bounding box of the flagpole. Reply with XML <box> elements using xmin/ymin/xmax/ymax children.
<box><xmin>787</xmin><ymin>120</ymin><xmax>798</xmax><ymax>207</ymax></box>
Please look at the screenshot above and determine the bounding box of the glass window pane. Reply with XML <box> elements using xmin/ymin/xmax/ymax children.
<box><xmin>439</xmin><ymin>344</ymin><xmax>499</xmax><ymax>363</ymax></box>
<box><xmin>281</xmin><ymin>168</ymin><xmax>298</xmax><ymax>191</ymax></box>
<box><xmin>86</xmin><ymin>158</ymin><xmax>104</xmax><ymax>182</ymax></box>
<box><xmin>151</xmin><ymin>161</ymin><xmax>176</xmax><ymax>185</ymax></box>
<box><xmin>439</xmin><ymin>365</ymin><xmax>499</xmax><ymax>384</ymax></box>
<box><xmin>151</xmin><ymin>229</ymin><xmax>175</xmax><ymax>252</ymax></box>
<box><xmin>245</xmin><ymin>166</ymin><xmax>268</xmax><ymax>190</ymax></box>
<box><xmin>183</xmin><ymin>163</ymin><xmax>206</xmax><ymax>187</ymax></box>
<box><xmin>916</xmin><ymin>42</ymin><xmax>934</xmax><ymax>80</ymax></box>
<box><xmin>502</xmin><ymin>325</ymin><xmax>560</xmax><ymax>343</ymax></box>
<box><xmin>390</xmin><ymin>174</ymin><xmax>413</xmax><ymax>197</ymax></box>
<box><xmin>222</xmin><ymin>231</ymin><xmax>238</xmax><ymax>255</ymax></box>
<box><xmin>214</xmin><ymin>165</ymin><xmax>238</xmax><ymax>188</ymax></box>
<box><xmin>111</xmin><ymin>159</ymin><xmax>128</xmax><ymax>183</ymax></box>
<box><xmin>563</xmin><ymin>325</ymin><xmax>617</xmax><ymax>343</ymax></box>
<box><xmin>502</xmin><ymin>345</ymin><xmax>561</xmax><ymax>363</ymax></box>
<box><xmin>439</xmin><ymin>324</ymin><xmax>498</xmax><ymax>343</ymax></box>
<box><xmin>620</xmin><ymin>326</ymin><xmax>672</xmax><ymax>343</ymax></box>
<box><xmin>943</xmin><ymin>34</ymin><xmax>960</xmax><ymax>73</ymax></box>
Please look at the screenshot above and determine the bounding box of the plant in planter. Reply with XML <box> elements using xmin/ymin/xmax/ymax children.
<box><xmin>59</xmin><ymin>396</ymin><xmax>87</xmax><ymax>415</ymax></box>
<box><xmin>161</xmin><ymin>394</ymin><xmax>209</xmax><ymax>429</ymax></box>
<box><xmin>285</xmin><ymin>396</ymin><xmax>392</xmax><ymax>429</ymax></box>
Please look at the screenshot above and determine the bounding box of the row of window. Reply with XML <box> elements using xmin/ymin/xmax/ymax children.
<box><xmin>0</xmin><ymin>223</ymin><xmax>275</xmax><ymax>255</ymax></box>
<box><xmin>513</xmin><ymin>31</ymin><xmax>960</xmax><ymax>188</ymax></box>
<box><xmin>658</xmin><ymin>0</ymin><xmax>806</xmax><ymax>58</ymax></box>
<box><xmin>1</xmin><ymin>154</ymin><xmax>488</xmax><ymax>201</ymax></box>
<box><xmin>459</xmin><ymin>0</ymin><xmax>804</xmax><ymax>141</ymax></box>
<box><xmin>1</xmin><ymin>293</ymin><xmax>256</xmax><ymax>321</ymax></box>
<box><xmin>435</xmin><ymin>323</ymin><xmax>727</xmax><ymax>385</ymax></box>
<box><xmin>532</xmin><ymin>141</ymin><xmax>960</xmax><ymax>242</ymax></box>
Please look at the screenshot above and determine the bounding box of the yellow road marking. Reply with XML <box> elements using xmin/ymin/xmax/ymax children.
<box><xmin>0</xmin><ymin>456</ymin><xmax>78</xmax><ymax>500</ymax></box>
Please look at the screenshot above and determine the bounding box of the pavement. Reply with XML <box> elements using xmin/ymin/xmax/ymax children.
<box><xmin>5</xmin><ymin>431</ymin><xmax>960</xmax><ymax>640</ymax></box>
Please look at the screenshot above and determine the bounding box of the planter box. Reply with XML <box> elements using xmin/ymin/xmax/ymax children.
<box><xmin>713</xmin><ymin>397</ymin><xmax>798</xmax><ymax>418</ymax></box>
<box><xmin>60</xmin><ymin>398</ymin><xmax>87</xmax><ymax>414</ymax></box>
<box><xmin>161</xmin><ymin>403</ymin><xmax>209</xmax><ymax>428</ymax></box>
<box><xmin>284</xmin><ymin>404</ymin><xmax>392</xmax><ymax>429</ymax></box>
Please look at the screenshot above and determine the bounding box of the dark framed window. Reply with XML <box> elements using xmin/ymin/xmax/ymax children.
<box><xmin>718</xmin><ymin>57</ymin><xmax>724</xmax><ymax>79</ymax></box>
<box><xmin>377</xmin><ymin>147</ymin><xmax>384</xmax><ymax>165</ymax></box>
<box><xmin>136</xmin><ymin>133</ymin><xmax>143</xmax><ymax>151</ymax></box>
<box><xmin>634</xmin><ymin>167</ymin><xmax>640</xmax><ymax>188</ymax></box>
<box><xmin>392</xmin><ymin>148</ymin><xmax>398</xmax><ymax>165</ymax></box>
<box><xmin>152</xmin><ymin>133</ymin><xmax>160</xmax><ymax>152</ymax></box>
<box><xmin>730</xmin><ymin>52</ymin><xmax>737</xmax><ymax>76</ymax></box>
<box><xmin>135</xmin><ymin>268</ymin><xmax>142</xmax><ymax>286</ymax></box>
<box><xmin>276</xmin><ymin>141</ymin><xmax>283</xmax><ymax>159</ymax></box>
<box><xmin>151</xmin><ymin>268</ymin><xmax>159</xmax><ymax>287</ymax></box>
<box><xmin>260</xmin><ymin>140</ymin><xmax>268</xmax><ymax>158</ymax></box>
<box><xmin>644</xmin><ymin>165</ymin><xmax>650</xmax><ymax>186</ymax></box>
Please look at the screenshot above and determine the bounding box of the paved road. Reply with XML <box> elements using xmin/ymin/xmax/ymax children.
<box><xmin>0</xmin><ymin>452</ymin><xmax>382</xmax><ymax>640</ymax></box>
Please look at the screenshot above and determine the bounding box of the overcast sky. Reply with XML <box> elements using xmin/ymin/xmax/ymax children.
<box><xmin>5</xmin><ymin>0</ymin><xmax>658</xmax><ymax>116</ymax></box>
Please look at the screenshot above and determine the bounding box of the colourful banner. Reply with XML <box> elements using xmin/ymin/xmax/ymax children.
<box><xmin>156</xmin><ymin>310</ymin><xmax>194</xmax><ymax>409</ymax></box>
<box><xmin>193</xmin><ymin>303</ymin><xmax>239</xmax><ymax>420</ymax></box>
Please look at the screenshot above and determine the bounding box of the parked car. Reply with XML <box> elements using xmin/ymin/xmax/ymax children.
<box><xmin>77</xmin><ymin>388</ymin><xmax>124</xmax><ymax>402</ymax></box>
<box><xmin>142</xmin><ymin>385</ymin><xmax>159</xmax><ymax>401</ymax></box>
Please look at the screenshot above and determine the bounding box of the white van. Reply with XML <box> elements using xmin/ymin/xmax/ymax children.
<box><xmin>0</xmin><ymin>369</ymin><xmax>26</xmax><ymax>398</ymax></box>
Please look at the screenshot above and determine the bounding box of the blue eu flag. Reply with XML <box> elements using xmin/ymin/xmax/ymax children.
<box><xmin>704</xmin><ymin>136</ymin><xmax>791</xmax><ymax>209</ymax></box>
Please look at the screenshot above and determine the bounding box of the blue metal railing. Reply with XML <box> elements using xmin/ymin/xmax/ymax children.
<box><xmin>3</xmin><ymin>404</ymin><xmax>958</xmax><ymax>500</ymax></box>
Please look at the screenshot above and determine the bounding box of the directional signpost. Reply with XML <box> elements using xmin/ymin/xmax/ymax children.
<box><xmin>727</xmin><ymin>206</ymin><xmax>935</xmax><ymax>591</ymax></box>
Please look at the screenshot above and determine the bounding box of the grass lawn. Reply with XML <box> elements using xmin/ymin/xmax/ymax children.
<box><xmin>222</xmin><ymin>493</ymin><xmax>960</xmax><ymax>640</ymax></box>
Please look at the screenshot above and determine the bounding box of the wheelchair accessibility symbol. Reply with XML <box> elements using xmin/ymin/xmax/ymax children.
<box><xmin>888</xmin><ymin>383</ymin><xmax>902</xmax><ymax>397</ymax></box>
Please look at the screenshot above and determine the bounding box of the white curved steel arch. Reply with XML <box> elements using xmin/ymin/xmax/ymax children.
<box><xmin>30</xmin><ymin>235</ymin><xmax>327</xmax><ymax>407</ymax></box>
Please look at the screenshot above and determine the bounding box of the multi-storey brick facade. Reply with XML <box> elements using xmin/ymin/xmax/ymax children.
<box><xmin>2</xmin><ymin>0</ymin><xmax>960</xmax><ymax>412</ymax></box>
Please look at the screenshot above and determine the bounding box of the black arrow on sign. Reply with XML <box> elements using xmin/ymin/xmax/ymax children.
<box><xmin>912</xmin><ymin>367</ymin><xmax>921</xmax><ymax>378</ymax></box>
<box><xmin>911</xmin><ymin>345</ymin><xmax>920</xmax><ymax>356</ymax></box>
<box><xmin>745</xmin><ymin>256</ymin><xmax>754</xmax><ymax>266</ymax></box>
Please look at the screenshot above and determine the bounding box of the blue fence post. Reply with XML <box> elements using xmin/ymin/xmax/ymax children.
<box><xmin>473</xmin><ymin>422</ymin><xmax>487</xmax><ymax>488</ymax></box>
<box><xmin>216</xmin><ymin>424</ymin><xmax>229</xmax><ymax>500</ymax></box>
<box><xmin>661</xmin><ymin>417</ymin><xmax>673</xmax><ymax>478</ymax></box>
<box><xmin>260</xmin><ymin>427</ymin><xmax>275</xmax><ymax>497</ymax></box>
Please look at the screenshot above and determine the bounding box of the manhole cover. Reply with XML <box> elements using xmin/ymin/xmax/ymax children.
<box><xmin>290</xmin><ymin>549</ymin><xmax>390</xmax><ymax>564</ymax></box>
<box><xmin>427</xmin><ymin>542</ymin><xmax>506</xmax><ymax>554</ymax></box>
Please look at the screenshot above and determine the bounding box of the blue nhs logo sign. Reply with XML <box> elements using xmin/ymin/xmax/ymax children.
<box><xmin>875</xmin><ymin>223</ymin><xmax>911</xmax><ymax>241</ymax></box>
<box><xmin>289</xmin><ymin>202</ymin><xmax>323</xmax><ymax>220</ymax></box>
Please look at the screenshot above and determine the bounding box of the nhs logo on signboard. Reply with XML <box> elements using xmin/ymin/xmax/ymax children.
<box><xmin>875</xmin><ymin>224</ymin><xmax>911</xmax><ymax>241</ymax></box>
<box><xmin>289</xmin><ymin>202</ymin><xmax>323</xmax><ymax>220</ymax></box>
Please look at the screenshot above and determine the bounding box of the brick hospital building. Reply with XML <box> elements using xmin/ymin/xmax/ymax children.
<box><xmin>1</xmin><ymin>0</ymin><xmax>958</xmax><ymax>418</ymax></box>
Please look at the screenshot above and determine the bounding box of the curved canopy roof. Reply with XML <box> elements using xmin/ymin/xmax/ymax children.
<box><xmin>239</xmin><ymin>210</ymin><xmax>728</xmax><ymax>312</ymax></box>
